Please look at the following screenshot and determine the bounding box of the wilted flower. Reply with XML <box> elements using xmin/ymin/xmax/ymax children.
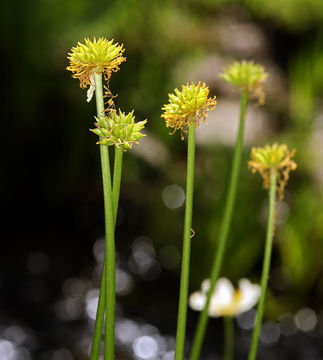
<box><xmin>189</xmin><ymin>278</ymin><xmax>261</xmax><ymax>317</ymax></box>
<box><xmin>249</xmin><ymin>143</ymin><xmax>297</xmax><ymax>199</ymax></box>
<box><xmin>67</xmin><ymin>37</ymin><xmax>126</xmax><ymax>89</ymax></box>
<box><xmin>161</xmin><ymin>82</ymin><xmax>216</xmax><ymax>138</ymax></box>
<box><xmin>220</xmin><ymin>60</ymin><xmax>267</xmax><ymax>105</ymax></box>
<box><xmin>90</xmin><ymin>109</ymin><xmax>147</xmax><ymax>149</ymax></box>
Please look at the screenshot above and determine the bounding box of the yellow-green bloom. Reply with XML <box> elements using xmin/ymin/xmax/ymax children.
<box><xmin>90</xmin><ymin>109</ymin><xmax>147</xmax><ymax>149</ymax></box>
<box><xmin>249</xmin><ymin>143</ymin><xmax>297</xmax><ymax>199</ymax></box>
<box><xmin>220</xmin><ymin>60</ymin><xmax>267</xmax><ymax>105</ymax></box>
<box><xmin>161</xmin><ymin>82</ymin><xmax>216</xmax><ymax>138</ymax></box>
<box><xmin>67</xmin><ymin>37</ymin><xmax>126</xmax><ymax>89</ymax></box>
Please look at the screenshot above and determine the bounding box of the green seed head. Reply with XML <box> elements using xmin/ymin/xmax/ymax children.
<box><xmin>90</xmin><ymin>109</ymin><xmax>147</xmax><ymax>149</ymax></box>
<box><xmin>220</xmin><ymin>60</ymin><xmax>267</xmax><ymax>105</ymax></box>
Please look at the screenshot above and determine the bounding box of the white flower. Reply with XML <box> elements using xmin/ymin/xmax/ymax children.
<box><xmin>189</xmin><ymin>277</ymin><xmax>261</xmax><ymax>317</ymax></box>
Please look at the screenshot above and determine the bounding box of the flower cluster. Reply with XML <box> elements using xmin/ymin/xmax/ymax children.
<box><xmin>249</xmin><ymin>143</ymin><xmax>297</xmax><ymax>199</ymax></box>
<box><xmin>67</xmin><ymin>38</ymin><xmax>147</xmax><ymax>146</ymax></box>
<box><xmin>161</xmin><ymin>82</ymin><xmax>216</xmax><ymax>138</ymax></box>
<box><xmin>67</xmin><ymin>37</ymin><xmax>126</xmax><ymax>89</ymax></box>
<box><xmin>220</xmin><ymin>60</ymin><xmax>268</xmax><ymax>105</ymax></box>
<box><xmin>90</xmin><ymin>110</ymin><xmax>147</xmax><ymax>149</ymax></box>
<box><xmin>189</xmin><ymin>278</ymin><xmax>261</xmax><ymax>317</ymax></box>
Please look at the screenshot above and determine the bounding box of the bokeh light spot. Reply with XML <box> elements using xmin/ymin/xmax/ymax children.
<box><xmin>162</xmin><ymin>185</ymin><xmax>185</xmax><ymax>209</ymax></box>
<box><xmin>26</xmin><ymin>251</ymin><xmax>50</xmax><ymax>275</ymax></box>
<box><xmin>133</xmin><ymin>336</ymin><xmax>158</xmax><ymax>359</ymax></box>
<box><xmin>279</xmin><ymin>313</ymin><xmax>297</xmax><ymax>336</ymax></box>
<box><xmin>236</xmin><ymin>309</ymin><xmax>256</xmax><ymax>330</ymax></box>
<box><xmin>260</xmin><ymin>321</ymin><xmax>280</xmax><ymax>346</ymax></box>
<box><xmin>295</xmin><ymin>308</ymin><xmax>317</xmax><ymax>332</ymax></box>
<box><xmin>116</xmin><ymin>319</ymin><xmax>141</xmax><ymax>345</ymax></box>
<box><xmin>0</xmin><ymin>340</ymin><xmax>16</xmax><ymax>360</ymax></box>
<box><xmin>85</xmin><ymin>289</ymin><xmax>99</xmax><ymax>320</ymax></box>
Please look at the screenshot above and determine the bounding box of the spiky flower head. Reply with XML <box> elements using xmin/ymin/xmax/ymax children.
<box><xmin>90</xmin><ymin>110</ymin><xmax>147</xmax><ymax>150</ymax></box>
<box><xmin>66</xmin><ymin>37</ymin><xmax>126</xmax><ymax>89</ymax></box>
<box><xmin>161</xmin><ymin>82</ymin><xmax>216</xmax><ymax>138</ymax></box>
<box><xmin>220</xmin><ymin>60</ymin><xmax>267</xmax><ymax>105</ymax></box>
<box><xmin>249</xmin><ymin>143</ymin><xmax>297</xmax><ymax>199</ymax></box>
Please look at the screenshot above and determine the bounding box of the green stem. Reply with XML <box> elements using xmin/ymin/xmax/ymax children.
<box><xmin>224</xmin><ymin>317</ymin><xmax>234</xmax><ymax>360</ymax></box>
<box><xmin>247</xmin><ymin>170</ymin><xmax>277</xmax><ymax>360</ymax></box>
<box><xmin>112</xmin><ymin>147</ymin><xmax>124</xmax><ymax>211</ymax></box>
<box><xmin>174</xmin><ymin>122</ymin><xmax>196</xmax><ymax>360</ymax></box>
<box><xmin>100</xmin><ymin>145</ymin><xmax>115</xmax><ymax>360</ymax></box>
<box><xmin>90</xmin><ymin>71</ymin><xmax>115</xmax><ymax>360</ymax></box>
<box><xmin>90</xmin><ymin>146</ymin><xmax>124</xmax><ymax>360</ymax></box>
<box><xmin>189</xmin><ymin>93</ymin><xmax>248</xmax><ymax>360</ymax></box>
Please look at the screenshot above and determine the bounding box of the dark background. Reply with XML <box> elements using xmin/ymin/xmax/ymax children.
<box><xmin>1</xmin><ymin>0</ymin><xmax>323</xmax><ymax>359</ymax></box>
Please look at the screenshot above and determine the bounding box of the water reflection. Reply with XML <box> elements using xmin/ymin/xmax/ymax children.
<box><xmin>2</xmin><ymin>232</ymin><xmax>321</xmax><ymax>360</ymax></box>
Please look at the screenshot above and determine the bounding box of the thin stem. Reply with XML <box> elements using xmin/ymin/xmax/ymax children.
<box><xmin>91</xmin><ymin>71</ymin><xmax>115</xmax><ymax>360</ymax></box>
<box><xmin>90</xmin><ymin>146</ymin><xmax>124</xmax><ymax>360</ymax></box>
<box><xmin>174</xmin><ymin>121</ymin><xmax>196</xmax><ymax>360</ymax></box>
<box><xmin>100</xmin><ymin>145</ymin><xmax>115</xmax><ymax>360</ymax></box>
<box><xmin>190</xmin><ymin>93</ymin><xmax>248</xmax><ymax>360</ymax></box>
<box><xmin>224</xmin><ymin>317</ymin><xmax>234</xmax><ymax>360</ymax></box>
<box><xmin>247</xmin><ymin>170</ymin><xmax>277</xmax><ymax>360</ymax></box>
<box><xmin>112</xmin><ymin>147</ymin><xmax>124</xmax><ymax>212</ymax></box>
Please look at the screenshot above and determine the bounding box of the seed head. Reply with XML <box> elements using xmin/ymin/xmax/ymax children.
<box><xmin>67</xmin><ymin>37</ymin><xmax>126</xmax><ymax>89</ymax></box>
<box><xmin>90</xmin><ymin>109</ymin><xmax>147</xmax><ymax>150</ymax></box>
<box><xmin>161</xmin><ymin>82</ymin><xmax>216</xmax><ymax>138</ymax></box>
<box><xmin>220</xmin><ymin>60</ymin><xmax>267</xmax><ymax>105</ymax></box>
<box><xmin>249</xmin><ymin>143</ymin><xmax>297</xmax><ymax>199</ymax></box>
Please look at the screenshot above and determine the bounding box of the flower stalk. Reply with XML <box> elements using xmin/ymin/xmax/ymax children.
<box><xmin>190</xmin><ymin>61</ymin><xmax>267</xmax><ymax>360</ymax></box>
<box><xmin>94</xmin><ymin>72</ymin><xmax>116</xmax><ymax>360</ymax></box>
<box><xmin>67</xmin><ymin>37</ymin><xmax>146</xmax><ymax>360</ymax></box>
<box><xmin>175</xmin><ymin>119</ymin><xmax>196</xmax><ymax>360</ymax></box>
<box><xmin>189</xmin><ymin>92</ymin><xmax>248</xmax><ymax>360</ymax></box>
<box><xmin>247</xmin><ymin>143</ymin><xmax>296</xmax><ymax>360</ymax></box>
<box><xmin>90</xmin><ymin>146</ymin><xmax>124</xmax><ymax>360</ymax></box>
<box><xmin>161</xmin><ymin>82</ymin><xmax>216</xmax><ymax>360</ymax></box>
<box><xmin>247</xmin><ymin>169</ymin><xmax>277</xmax><ymax>360</ymax></box>
<box><xmin>224</xmin><ymin>316</ymin><xmax>234</xmax><ymax>360</ymax></box>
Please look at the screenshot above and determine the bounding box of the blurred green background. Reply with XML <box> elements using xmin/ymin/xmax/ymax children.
<box><xmin>1</xmin><ymin>0</ymin><xmax>323</xmax><ymax>359</ymax></box>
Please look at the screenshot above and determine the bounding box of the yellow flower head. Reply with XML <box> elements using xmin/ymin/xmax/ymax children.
<box><xmin>66</xmin><ymin>37</ymin><xmax>126</xmax><ymax>89</ymax></box>
<box><xmin>90</xmin><ymin>109</ymin><xmax>147</xmax><ymax>150</ymax></box>
<box><xmin>249</xmin><ymin>143</ymin><xmax>297</xmax><ymax>199</ymax></box>
<box><xmin>161</xmin><ymin>82</ymin><xmax>216</xmax><ymax>138</ymax></box>
<box><xmin>220</xmin><ymin>60</ymin><xmax>268</xmax><ymax>105</ymax></box>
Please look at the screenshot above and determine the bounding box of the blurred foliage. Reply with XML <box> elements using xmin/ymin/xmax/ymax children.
<box><xmin>2</xmin><ymin>0</ymin><xmax>323</xmax><ymax>335</ymax></box>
